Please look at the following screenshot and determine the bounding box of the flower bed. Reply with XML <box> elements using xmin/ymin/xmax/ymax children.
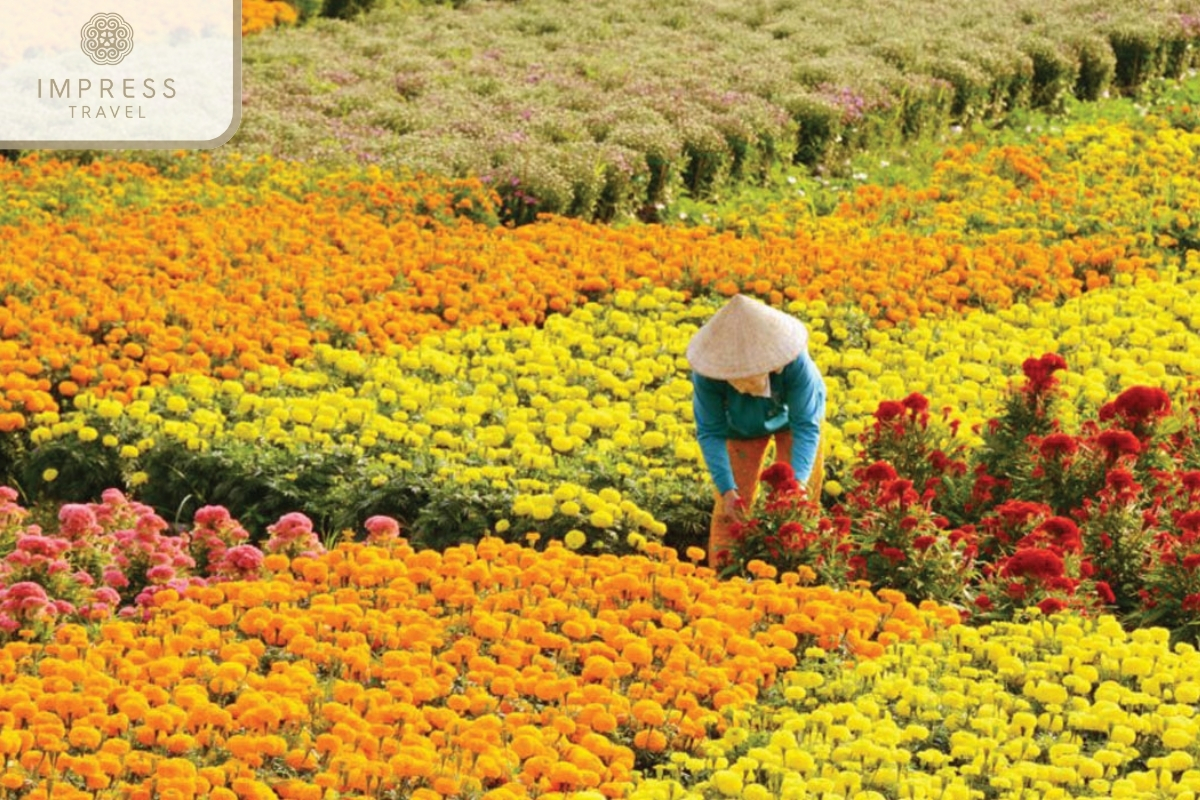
<box><xmin>3</xmin><ymin>111</ymin><xmax>1198</xmax><ymax>429</ymax></box>
<box><xmin>0</xmin><ymin>489</ymin><xmax>956</xmax><ymax>799</ymax></box>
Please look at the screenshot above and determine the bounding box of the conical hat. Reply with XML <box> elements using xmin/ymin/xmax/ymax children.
<box><xmin>686</xmin><ymin>294</ymin><xmax>809</xmax><ymax>380</ymax></box>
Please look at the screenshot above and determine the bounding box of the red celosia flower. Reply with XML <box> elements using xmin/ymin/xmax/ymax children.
<box><xmin>1022</xmin><ymin>353</ymin><xmax>1068</xmax><ymax>394</ymax></box>
<box><xmin>1105</xmin><ymin>468</ymin><xmax>1139</xmax><ymax>496</ymax></box>
<box><xmin>1101</xmin><ymin>385</ymin><xmax>1171</xmax><ymax>428</ymax></box>
<box><xmin>1038</xmin><ymin>598</ymin><xmax>1067</xmax><ymax>615</ymax></box>
<box><xmin>1183</xmin><ymin>593</ymin><xmax>1200</xmax><ymax>612</ymax></box>
<box><xmin>760</xmin><ymin>462</ymin><xmax>795</xmax><ymax>490</ymax></box>
<box><xmin>1177</xmin><ymin>511</ymin><xmax>1200</xmax><ymax>535</ymax></box>
<box><xmin>1096</xmin><ymin>581</ymin><xmax>1116</xmax><ymax>604</ymax></box>
<box><xmin>913</xmin><ymin>535</ymin><xmax>937</xmax><ymax>551</ymax></box>
<box><xmin>880</xmin><ymin>479</ymin><xmax>917</xmax><ymax>506</ymax></box>
<box><xmin>874</xmin><ymin>401</ymin><xmax>905</xmax><ymax>422</ymax></box>
<box><xmin>1038</xmin><ymin>517</ymin><xmax>1082</xmax><ymax>553</ymax></box>
<box><xmin>901</xmin><ymin>393</ymin><xmax>930</xmax><ymax>414</ymax></box>
<box><xmin>862</xmin><ymin>462</ymin><xmax>898</xmax><ymax>483</ymax></box>
<box><xmin>1039</xmin><ymin>433</ymin><xmax>1078</xmax><ymax>460</ymax></box>
<box><xmin>995</xmin><ymin>500</ymin><xmax>1051</xmax><ymax>527</ymax></box>
<box><xmin>1096</xmin><ymin>429</ymin><xmax>1142</xmax><ymax>460</ymax></box>
<box><xmin>1001</xmin><ymin>548</ymin><xmax>1065</xmax><ymax>580</ymax></box>
<box><xmin>974</xmin><ymin>594</ymin><xmax>993</xmax><ymax>611</ymax></box>
<box><xmin>1046</xmin><ymin>576</ymin><xmax>1079</xmax><ymax>593</ymax></box>
<box><xmin>1183</xmin><ymin>553</ymin><xmax>1200</xmax><ymax>571</ymax></box>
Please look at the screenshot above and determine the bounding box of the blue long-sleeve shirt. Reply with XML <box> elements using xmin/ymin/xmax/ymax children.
<box><xmin>691</xmin><ymin>353</ymin><xmax>826</xmax><ymax>495</ymax></box>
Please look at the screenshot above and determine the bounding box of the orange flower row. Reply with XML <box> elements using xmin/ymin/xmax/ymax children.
<box><xmin>0</xmin><ymin>538</ymin><xmax>958</xmax><ymax>799</ymax></box>
<box><xmin>1</xmin><ymin>127</ymin><xmax>1170</xmax><ymax>427</ymax></box>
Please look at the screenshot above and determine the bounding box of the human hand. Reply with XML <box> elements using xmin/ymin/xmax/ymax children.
<box><xmin>720</xmin><ymin>489</ymin><xmax>745</xmax><ymax>524</ymax></box>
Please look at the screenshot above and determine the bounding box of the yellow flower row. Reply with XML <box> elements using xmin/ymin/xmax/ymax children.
<box><xmin>0</xmin><ymin>537</ymin><xmax>957</xmax><ymax>799</ymax></box>
<box><xmin>26</xmin><ymin>257</ymin><xmax>1200</xmax><ymax>521</ymax></box>
<box><xmin>633</xmin><ymin>610</ymin><xmax>1200</xmax><ymax>800</ymax></box>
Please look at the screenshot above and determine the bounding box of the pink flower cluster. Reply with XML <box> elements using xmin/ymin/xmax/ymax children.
<box><xmin>264</xmin><ymin>512</ymin><xmax>325</xmax><ymax>560</ymax></box>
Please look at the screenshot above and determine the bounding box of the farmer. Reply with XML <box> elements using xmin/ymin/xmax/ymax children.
<box><xmin>686</xmin><ymin>294</ymin><xmax>826</xmax><ymax>569</ymax></box>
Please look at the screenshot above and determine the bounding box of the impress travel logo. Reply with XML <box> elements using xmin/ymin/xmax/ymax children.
<box><xmin>0</xmin><ymin>1</ymin><xmax>240</xmax><ymax>149</ymax></box>
<box><xmin>81</xmin><ymin>12</ymin><xmax>135</xmax><ymax>65</ymax></box>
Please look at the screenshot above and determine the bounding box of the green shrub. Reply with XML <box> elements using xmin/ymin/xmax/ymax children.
<box><xmin>1108</xmin><ymin>24</ymin><xmax>1166</xmax><ymax>94</ymax></box>
<box><xmin>1069</xmin><ymin>34</ymin><xmax>1117</xmax><ymax>100</ymax></box>
<box><xmin>1022</xmin><ymin>39</ymin><xmax>1078</xmax><ymax>111</ymax></box>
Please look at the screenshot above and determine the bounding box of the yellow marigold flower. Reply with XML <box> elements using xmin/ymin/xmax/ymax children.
<box><xmin>710</xmin><ymin>770</ymin><xmax>743</xmax><ymax>796</ymax></box>
<box><xmin>564</xmin><ymin>530</ymin><xmax>587</xmax><ymax>550</ymax></box>
<box><xmin>589</xmin><ymin>510</ymin><xmax>614</xmax><ymax>528</ymax></box>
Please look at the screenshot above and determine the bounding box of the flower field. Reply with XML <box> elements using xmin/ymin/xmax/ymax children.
<box><xmin>5</xmin><ymin>5</ymin><xmax>1200</xmax><ymax>797</ymax></box>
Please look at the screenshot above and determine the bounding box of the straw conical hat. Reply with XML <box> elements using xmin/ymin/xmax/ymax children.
<box><xmin>686</xmin><ymin>295</ymin><xmax>808</xmax><ymax>380</ymax></box>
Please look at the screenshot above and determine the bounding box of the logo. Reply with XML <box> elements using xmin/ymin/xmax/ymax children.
<box><xmin>80</xmin><ymin>12</ymin><xmax>134</xmax><ymax>66</ymax></box>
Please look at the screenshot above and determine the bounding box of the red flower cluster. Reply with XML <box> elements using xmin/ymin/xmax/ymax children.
<box><xmin>1096</xmin><ymin>429</ymin><xmax>1142</xmax><ymax>461</ymax></box>
<box><xmin>1100</xmin><ymin>386</ymin><xmax>1172</xmax><ymax>434</ymax></box>
<box><xmin>1001</xmin><ymin>548</ymin><xmax>1065</xmax><ymax>580</ymax></box>
<box><xmin>1038</xmin><ymin>432</ymin><xmax>1079</xmax><ymax>460</ymax></box>
<box><xmin>1021</xmin><ymin>353</ymin><xmax>1068</xmax><ymax>396</ymax></box>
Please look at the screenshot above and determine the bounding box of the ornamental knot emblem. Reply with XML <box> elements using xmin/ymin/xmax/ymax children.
<box><xmin>80</xmin><ymin>13</ymin><xmax>134</xmax><ymax>66</ymax></box>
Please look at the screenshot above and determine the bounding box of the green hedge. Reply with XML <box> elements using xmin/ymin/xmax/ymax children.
<box><xmin>17</xmin><ymin>0</ymin><xmax>1200</xmax><ymax>223</ymax></box>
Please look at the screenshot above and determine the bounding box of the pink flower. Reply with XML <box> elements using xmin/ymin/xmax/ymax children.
<box><xmin>15</xmin><ymin>534</ymin><xmax>70</xmax><ymax>558</ymax></box>
<box><xmin>194</xmin><ymin>506</ymin><xmax>232</xmax><ymax>526</ymax></box>
<box><xmin>268</xmin><ymin>512</ymin><xmax>313</xmax><ymax>537</ymax></box>
<box><xmin>146</xmin><ymin>565</ymin><xmax>177</xmax><ymax>584</ymax></box>
<box><xmin>220</xmin><ymin>544</ymin><xmax>265</xmax><ymax>576</ymax></box>
<box><xmin>265</xmin><ymin>512</ymin><xmax>324</xmax><ymax>558</ymax></box>
<box><xmin>58</xmin><ymin>504</ymin><xmax>100</xmax><ymax>539</ymax></box>
<box><xmin>93</xmin><ymin>587</ymin><xmax>120</xmax><ymax>606</ymax></box>
<box><xmin>364</xmin><ymin>516</ymin><xmax>401</xmax><ymax>543</ymax></box>
<box><xmin>103</xmin><ymin>568</ymin><xmax>129</xmax><ymax>589</ymax></box>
